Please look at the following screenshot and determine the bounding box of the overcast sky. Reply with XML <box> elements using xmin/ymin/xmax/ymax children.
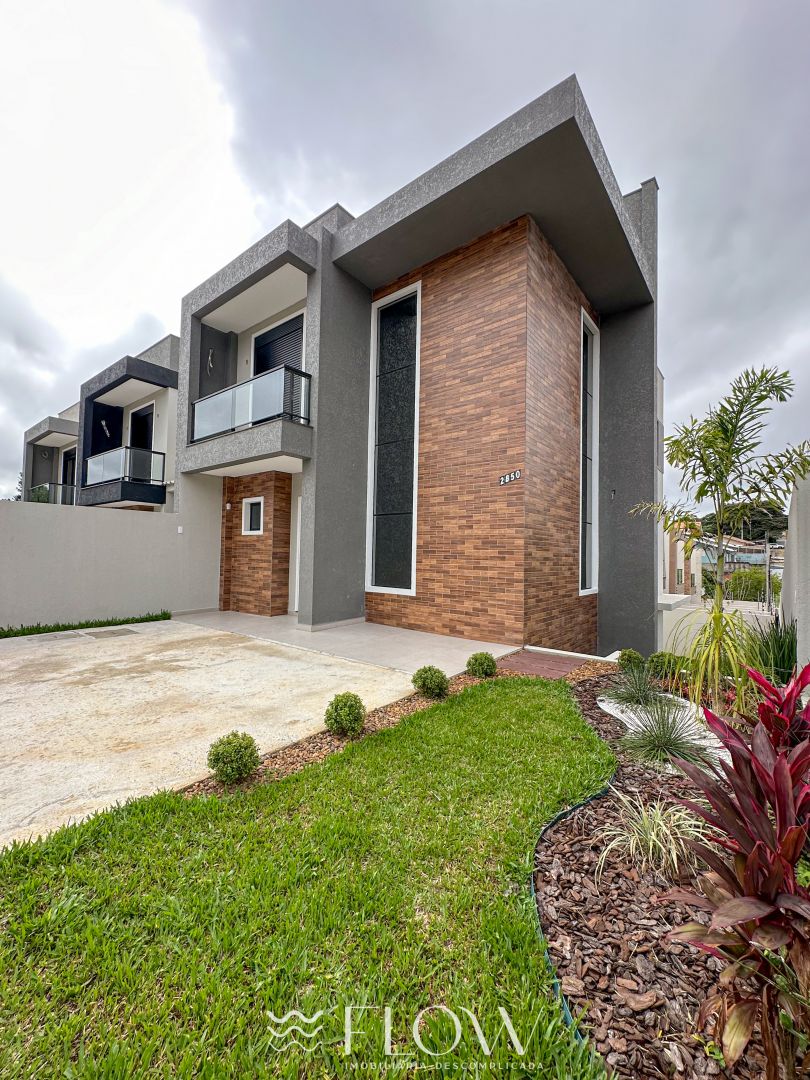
<box><xmin>1</xmin><ymin>0</ymin><xmax>808</xmax><ymax>499</ymax></box>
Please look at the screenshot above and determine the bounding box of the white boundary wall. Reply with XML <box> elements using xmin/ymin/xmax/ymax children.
<box><xmin>0</xmin><ymin>475</ymin><xmax>221</xmax><ymax>628</ymax></box>
<box><xmin>782</xmin><ymin>477</ymin><xmax>810</xmax><ymax>667</ymax></box>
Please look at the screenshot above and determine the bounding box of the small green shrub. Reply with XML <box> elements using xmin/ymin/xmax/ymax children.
<box><xmin>604</xmin><ymin>663</ymin><xmax>661</xmax><ymax>709</ymax></box>
<box><xmin>620</xmin><ymin>695</ymin><xmax>716</xmax><ymax>768</ymax></box>
<box><xmin>646</xmin><ymin>651</ymin><xmax>689</xmax><ymax>680</ymax></box>
<box><xmin>466</xmin><ymin>652</ymin><xmax>497</xmax><ymax>678</ymax></box>
<box><xmin>618</xmin><ymin>648</ymin><xmax>644</xmax><ymax>671</ymax></box>
<box><xmin>412</xmin><ymin>665</ymin><xmax>450</xmax><ymax>699</ymax></box>
<box><xmin>596</xmin><ymin>790</ymin><xmax>704</xmax><ymax>881</ymax></box>
<box><xmin>324</xmin><ymin>692</ymin><xmax>366</xmax><ymax>736</ymax></box>
<box><xmin>207</xmin><ymin>731</ymin><xmax>260</xmax><ymax>784</ymax></box>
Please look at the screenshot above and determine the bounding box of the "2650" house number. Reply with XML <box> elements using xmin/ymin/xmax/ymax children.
<box><xmin>499</xmin><ymin>470</ymin><xmax>522</xmax><ymax>486</ymax></box>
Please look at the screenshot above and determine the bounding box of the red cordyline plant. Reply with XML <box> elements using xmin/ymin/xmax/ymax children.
<box><xmin>742</xmin><ymin>665</ymin><xmax>810</xmax><ymax>751</ymax></box>
<box><xmin>664</xmin><ymin>663</ymin><xmax>810</xmax><ymax>1077</ymax></box>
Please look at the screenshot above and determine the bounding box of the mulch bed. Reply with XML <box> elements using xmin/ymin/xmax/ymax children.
<box><xmin>536</xmin><ymin>675</ymin><xmax>768</xmax><ymax>1079</ymax></box>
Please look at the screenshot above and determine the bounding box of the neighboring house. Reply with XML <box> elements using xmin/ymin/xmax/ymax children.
<box><xmin>663</xmin><ymin>531</ymin><xmax>702</xmax><ymax>597</ymax></box>
<box><xmin>22</xmin><ymin>402</ymin><xmax>80</xmax><ymax>505</ymax></box>
<box><xmin>23</xmin><ymin>336</ymin><xmax>179</xmax><ymax>512</ymax></box>
<box><xmin>12</xmin><ymin>76</ymin><xmax>661</xmax><ymax>654</ymax></box>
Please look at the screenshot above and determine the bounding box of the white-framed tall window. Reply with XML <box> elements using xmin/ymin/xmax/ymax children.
<box><xmin>242</xmin><ymin>496</ymin><xmax>264</xmax><ymax>535</ymax></box>
<box><xmin>366</xmin><ymin>282</ymin><xmax>421</xmax><ymax>595</ymax></box>
<box><xmin>579</xmin><ymin>311</ymin><xmax>600</xmax><ymax>594</ymax></box>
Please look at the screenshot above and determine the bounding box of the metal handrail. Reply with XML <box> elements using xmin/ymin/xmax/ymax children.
<box><xmin>84</xmin><ymin>446</ymin><xmax>166</xmax><ymax>486</ymax></box>
<box><xmin>192</xmin><ymin>364</ymin><xmax>311</xmax><ymax>442</ymax></box>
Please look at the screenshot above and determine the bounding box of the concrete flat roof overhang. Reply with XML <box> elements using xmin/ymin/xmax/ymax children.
<box><xmin>25</xmin><ymin>416</ymin><xmax>79</xmax><ymax>447</ymax></box>
<box><xmin>332</xmin><ymin>75</ymin><xmax>654</xmax><ymax>315</ymax></box>
<box><xmin>183</xmin><ymin>220</ymin><xmax>319</xmax><ymax>321</ymax></box>
<box><xmin>82</xmin><ymin>356</ymin><xmax>179</xmax><ymax>406</ymax></box>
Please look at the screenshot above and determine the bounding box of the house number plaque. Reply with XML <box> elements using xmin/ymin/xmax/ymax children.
<box><xmin>498</xmin><ymin>470</ymin><xmax>522</xmax><ymax>486</ymax></box>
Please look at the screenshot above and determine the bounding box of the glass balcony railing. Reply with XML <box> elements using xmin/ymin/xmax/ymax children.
<box><xmin>192</xmin><ymin>364</ymin><xmax>311</xmax><ymax>442</ymax></box>
<box><xmin>85</xmin><ymin>447</ymin><xmax>166</xmax><ymax>486</ymax></box>
<box><xmin>27</xmin><ymin>483</ymin><xmax>77</xmax><ymax>505</ymax></box>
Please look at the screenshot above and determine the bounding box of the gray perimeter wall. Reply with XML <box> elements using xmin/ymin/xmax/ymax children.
<box><xmin>0</xmin><ymin>475</ymin><xmax>222</xmax><ymax>627</ymax></box>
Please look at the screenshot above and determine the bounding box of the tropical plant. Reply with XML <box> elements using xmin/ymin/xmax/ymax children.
<box><xmin>741</xmin><ymin>664</ymin><xmax>810</xmax><ymax>751</ymax></box>
<box><xmin>633</xmin><ymin>366</ymin><xmax>810</xmax><ymax>710</ymax></box>
<box><xmin>746</xmin><ymin>618</ymin><xmax>798</xmax><ymax>687</ymax></box>
<box><xmin>466</xmin><ymin>652</ymin><xmax>497</xmax><ymax>678</ymax></box>
<box><xmin>412</xmin><ymin>665</ymin><xmax>449</xmax><ymax>699</ymax></box>
<box><xmin>675</xmin><ymin>605</ymin><xmax>753</xmax><ymax>713</ymax></box>
<box><xmin>324</xmin><ymin>692</ymin><xmax>366</xmax><ymax>736</ymax></box>
<box><xmin>618</xmin><ymin>648</ymin><xmax>644</xmax><ymax>671</ymax></box>
<box><xmin>620</xmin><ymin>695</ymin><xmax>716</xmax><ymax>768</ymax></box>
<box><xmin>596</xmin><ymin>790</ymin><xmax>704</xmax><ymax>882</ymax></box>
<box><xmin>207</xmin><ymin>731</ymin><xmax>260</xmax><ymax>784</ymax></box>
<box><xmin>603</xmin><ymin>662</ymin><xmax>662</xmax><ymax>709</ymax></box>
<box><xmin>665</xmin><ymin>686</ymin><xmax>810</xmax><ymax>1076</ymax></box>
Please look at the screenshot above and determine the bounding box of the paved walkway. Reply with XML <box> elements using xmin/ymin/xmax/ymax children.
<box><xmin>176</xmin><ymin>611</ymin><xmax>518</xmax><ymax>675</ymax></box>
<box><xmin>497</xmin><ymin>649</ymin><xmax>586</xmax><ymax>678</ymax></box>
<box><xmin>0</xmin><ymin>620</ymin><xmax>414</xmax><ymax>847</ymax></box>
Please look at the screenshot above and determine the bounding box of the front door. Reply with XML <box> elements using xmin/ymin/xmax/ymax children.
<box><xmin>129</xmin><ymin>404</ymin><xmax>154</xmax><ymax>481</ymax></box>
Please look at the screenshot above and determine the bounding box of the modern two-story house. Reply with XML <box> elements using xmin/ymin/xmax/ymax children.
<box><xmin>23</xmin><ymin>336</ymin><xmax>179</xmax><ymax>511</ymax></box>
<box><xmin>18</xmin><ymin>76</ymin><xmax>663</xmax><ymax>654</ymax></box>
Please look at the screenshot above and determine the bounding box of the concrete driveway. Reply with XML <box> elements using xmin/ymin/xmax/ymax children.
<box><xmin>0</xmin><ymin>620</ymin><xmax>414</xmax><ymax>848</ymax></box>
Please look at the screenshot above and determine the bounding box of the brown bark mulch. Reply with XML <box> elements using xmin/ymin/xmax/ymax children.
<box><xmin>536</xmin><ymin>675</ymin><xmax>768</xmax><ymax>1079</ymax></box>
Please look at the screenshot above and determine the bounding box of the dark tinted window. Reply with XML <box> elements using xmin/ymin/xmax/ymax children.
<box><xmin>372</xmin><ymin>294</ymin><xmax>418</xmax><ymax>589</ymax></box>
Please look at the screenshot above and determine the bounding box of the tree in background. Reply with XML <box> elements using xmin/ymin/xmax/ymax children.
<box><xmin>727</xmin><ymin>566</ymin><xmax>782</xmax><ymax>604</ymax></box>
<box><xmin>701</xmin><ymin>501</ymin><xmax>788</xmax><ymax>542</ymax></box>
<box><xmin>635</xmin><ymin>366</ymin><xmax>810</xmax><ymax>708</ymax></box>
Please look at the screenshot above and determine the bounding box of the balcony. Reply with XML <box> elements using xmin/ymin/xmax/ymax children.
<box><xmin>80</xmin><ymin>447</ymin><xmax>167</xmax><ymax>508</ymax></box>
<box><xmin>192</xmin><ymin>365</ymin><xmax>311</xmax><ymax>442</ymax></box>
<box><xmin>85</xmin><ymin>446</ymin><xmax>165</xmax><ymax>486</ymax></box>
<box><xmin>26</xmin><ymin>483</ymin><xmax>76</xmax><ymax>505</ymax></box>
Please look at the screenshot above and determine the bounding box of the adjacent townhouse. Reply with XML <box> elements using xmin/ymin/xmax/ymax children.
<box><xmin>14</xmin><ymin>76</ymin><xmax>663</xmax><ymax>654</ymax></box>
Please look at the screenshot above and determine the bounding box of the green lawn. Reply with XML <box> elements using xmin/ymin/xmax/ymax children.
<box><xmin>0</xmin><ymin>678</ymin><xmax>614</xmax><ymax>1078</ymax></box>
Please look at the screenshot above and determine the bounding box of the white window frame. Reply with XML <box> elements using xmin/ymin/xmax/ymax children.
<box><xmin>579</xmin><ymin>309</ymin><xmax>600</xmax><ymax>596</ymax></box>
<box><xmin>250</xmin><ymin>309</ymin><xmax>307</xmax><ymax>378</ymax></box>
<box><xmin>365</xmin><ymin>281</ymin><xmax>421</xmax><ymax>597</ymax></box>
<box><xmin>242</xmin><ymin>496</ymin><xmax>264</xmax><ymax>536</ymax></box>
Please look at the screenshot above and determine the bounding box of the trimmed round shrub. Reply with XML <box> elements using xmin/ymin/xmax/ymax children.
<box><xmin>647</xmin><ymin>651</ymin><xmax>689</xmax><ymax>680</ymax></box>
<box><xmin>412</xmin><ymin>665</ymin><xmax>449</xmax><ymax>699</ymax></box>
<box><xmin>618</xmin><ymin>648</ymin><xmax>645</xmax><ymax>672</ymax></box>
<box><xmin>207</xmin><ymin>730</ymin><xmax>260</xmax><ymax>784</ymax></box>
<box><xmin>466</xmin><ymin>651</ymin><xmax>498</xmax><ymax>678</ymax></box>
<box><xmin>324</xmin><ymin>691</ymin><xmax>366</xmax><ymax>736</ymax></box>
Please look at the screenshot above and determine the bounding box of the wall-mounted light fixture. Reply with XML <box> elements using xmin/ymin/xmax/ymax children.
<box><xmin>226</xmin><ymin>502</ymin><xmax>232</xmax><ymax>511</ymax></box>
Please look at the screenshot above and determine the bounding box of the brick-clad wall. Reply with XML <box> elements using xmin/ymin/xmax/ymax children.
<box><xmin>220</xmin><ymin>471</ymin><xmax>292</xmax><ymax>616</ymax></box>
<box><xmin>364</xmin><ymin>220</ymin><xmax>528</xmax><ymax>643</ymax></box>
<box><xmin>524</xmin><ymin>219</ymin><xmax>597</xmax><ymax>651</ymax></box>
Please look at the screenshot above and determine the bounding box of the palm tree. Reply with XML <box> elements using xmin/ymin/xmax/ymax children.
<box><xmin>636</xmin><ymin>366</ymin><xmax>810</xmax><ymax>707</ymax></box>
